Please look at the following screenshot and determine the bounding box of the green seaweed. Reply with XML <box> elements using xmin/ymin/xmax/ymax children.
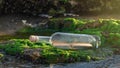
<box><xmin>0</xmin><ymin>39</ymin><xmax>106</xmax><ymax>63</ymax></box>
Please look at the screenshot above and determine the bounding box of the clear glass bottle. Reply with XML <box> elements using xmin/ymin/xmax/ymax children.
<box><xmin>29</xmin><ymin>32</ymin><xmax>101</xmax><ymax>49</ymax></box>
<box><xmin>50</xmin><ymin>32</ymin><xmax>101</xmax><ymax>49</ymax></box>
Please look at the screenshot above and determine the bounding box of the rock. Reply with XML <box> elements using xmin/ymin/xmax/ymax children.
<box><xmin>38</xmin><ymin>14</ymin><xmax>53</xmax><ymax>18</ymax></box>
<box><xmin>114</xmin><ymin>48</ymin><xmax>120</xmax><ymax>55</ymax></box>
<box><xmin>79</xmin><ymin>21</ymin><xmax>103</xmax><ymax>30</ymax></box>
<box><xmin>64</xmin><ymin>13</ymin><xmax>79</xmax><ymax>17</ymax></box>
<box><xmin>22</xmin><ymin>48</ymin><xmax>43</xmax><ymax>62</ymax></box>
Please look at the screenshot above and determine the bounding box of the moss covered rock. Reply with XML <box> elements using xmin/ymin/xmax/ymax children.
<box><xmin>21</xmin><ymin>48</ymin><xmax>43</xmax><ymax>62</ymax></box>
<box><xmin>0</xmin><ymin>39</ymin><xmax>106</xmax><ymax>63</ymax></box>
<box><xmin>48</xmin><ymin>18</ymin><xmax>79</xmax><ymax>31</ymax></box>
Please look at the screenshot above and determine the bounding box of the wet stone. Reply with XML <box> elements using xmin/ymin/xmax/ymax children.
<box><xmin>21</xmin><ymin>48</ymin><xmax>43</xmax><ymax>62</ymax></box>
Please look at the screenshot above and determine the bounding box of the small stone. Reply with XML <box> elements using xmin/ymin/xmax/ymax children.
<box><xmin>22</xmin><ymin>48</ymin><xmax>43</xmax><ymax>61</ymax></box>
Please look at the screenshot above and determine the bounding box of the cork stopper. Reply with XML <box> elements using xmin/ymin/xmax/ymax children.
<box><xmin>29</xmin><ymin>35</ymin><xmax>39</xmax><ymax>42</ymax></box>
